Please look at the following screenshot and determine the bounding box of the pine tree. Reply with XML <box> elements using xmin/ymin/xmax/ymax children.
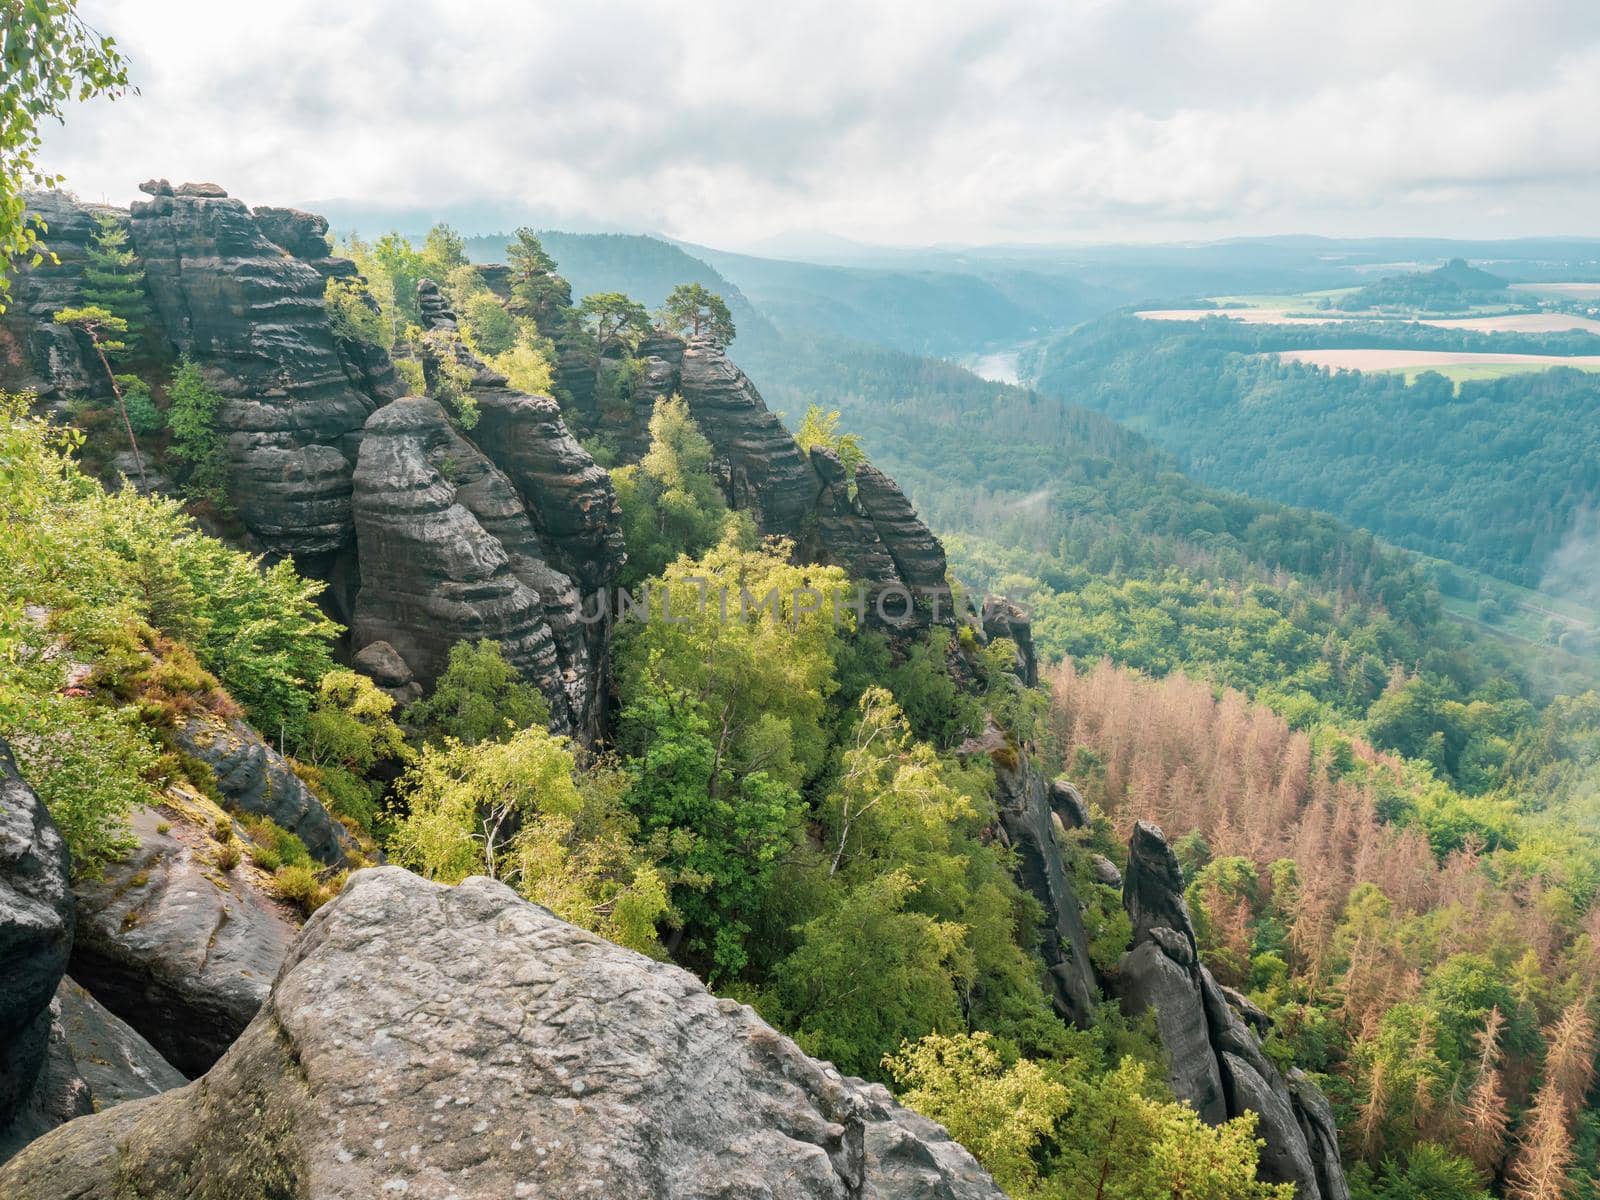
<box><xmin>1507</xmin><ymin>1079</ymin><xmax>1576</xmax><ymax>1200</ymax></box>
<box><xmin>1542</xmin><ymin>996</ymin><xmax>1597</xmax><ymax>1117</ymax></box>
<box><xmin>80</xmin><ymin>213</ymin><xmax>154</xmax><ymax>360</ymax></box>
<box><xmin>1459</xmin><ymin>1006</ymin><xmax>1512</xmax><ymax>1175</ymax></box>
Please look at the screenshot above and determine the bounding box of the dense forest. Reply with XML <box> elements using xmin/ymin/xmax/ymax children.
<box><xmin>1031</xmin><ymin>314</ymin><xmax>1600</xmax><ymax>589</ymax></box>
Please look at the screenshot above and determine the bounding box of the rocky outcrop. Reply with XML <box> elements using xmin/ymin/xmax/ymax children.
<box><xmin>352</xmin><ymin>396</ymin><xmax>600</xmax><ymax>733</ymax></box>
<box><xmin>1116</xmin><ymin>821</ymin><xmax>1349</xmax><ymax>1200</ymax></box>
<box><xmin>68</xmin><ymin>805</ymin><xmax>297</xmax><ymax>1077</ymax></box>
<box><xmin>125</xmin><ymin>181</ymin><xmax>397</xmax><ymax>561</ymax></box>
<box><xmin>627</xmin><ymin>333</ymin><xmax>950</xmax><ymax>628</ymax></box>
<box><xmin>347</xmin><ymin>281</ymin><xmax>625</xmax><ymax>735</ymax></box>
<box><xmin>981</xmin><ymin>595</ymin><xmax>1038</xmax><ymax>686</ymax></box>
<box><xmin>175</xmin><ymin>714</ymin><xmax>352</xmax><ymax>865</ymax></box>
<box><xmin>989</xmin><ymin>753</ymin><xmax>1099</xmax><ymax>1029</ymax></box>
<box><xmin>51</xmin><ymin>977</ymin><xmax>186</xmax><ymax>1109</ymax></box>
<box><xmin>0</xmin><ymin>739</ymin><xmax>77</xmax><ymax>1142</ymax></box>
<box><xmin>0</xmin><ymin>744</ymin><xmax>187</xmax><ymax>1164</ymax></box>
<box><xmin>0</xmin><ymin>191</ymin><xmax>119</xmax><ymax>407</ymax></box>
<box><xmin>0</xmin><ymin>867</ymin><xmax>1007</xmax><ymax>1199</ymax></box>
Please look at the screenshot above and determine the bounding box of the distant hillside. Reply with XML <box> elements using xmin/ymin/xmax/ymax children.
<box><xmin>1343</xmin><ymin>256</ymin><xmax>1511</xmax><ymax>312</ymax></box>
<box><xmin>683</xmin><ymin>242</ymin><xmax>1117</xmax><ymax>358</ymax></box>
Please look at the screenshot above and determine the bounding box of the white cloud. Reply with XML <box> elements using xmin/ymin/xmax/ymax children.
<box><xmin>43</xmin><ymin>0</ymin><xmax>1600</xmax><ymax>245</ymax></box>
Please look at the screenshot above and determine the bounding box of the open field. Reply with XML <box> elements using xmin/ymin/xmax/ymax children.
<box><xmin>1420</xmin><ymin>312</ymin><xmax>1600</xmax><ymax>335</ymax></box>
<box><xmin>1135</xmin><ymin>307</ymin><xmax>1351</xmax><ymax>324</ymax></box>
<box><xmin>1137</xmin><ymin>307</ymin><xmax>1600</xmax><ymax>334</ymax></box>
<box><xmin>1510</xmin><ymin>282</ymin><xmax>1600</xmax><ymax>300</ymax></box>
<box><xmin>1269</xmin><ymin>348</ymin><xmax>1600</xmax><ymax>381</ymax></box>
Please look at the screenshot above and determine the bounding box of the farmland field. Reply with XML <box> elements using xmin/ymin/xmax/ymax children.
<box><xmin>1137</xmin><ymin>307</ymin><xmax>1600</xmax><ymax>334</ymax></box>
<box><xmin>1509</xmin><ymin>281</ymin><xmax>1600</xmax><ymax>300</ymax></box>
<box><xmin>1270</xmin><ymin>347</ymin><xmax>1600</xmax><ymax>382</ymax></box>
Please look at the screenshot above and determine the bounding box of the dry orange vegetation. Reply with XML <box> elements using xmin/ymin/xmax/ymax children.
<box><xmin>1047</xmin><ymin>659</ymin><xmax>1599</xmax><ymax>1011</ymax></box>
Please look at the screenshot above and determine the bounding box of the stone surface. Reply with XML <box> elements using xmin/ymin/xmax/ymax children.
<box><xmin>0</xmin><ymin>738</ymin><xmax>75</xmax><ymax>1134</ymax></box>
<box><xmin>0</xmin><ymin>999</ymin><xmax>92</xmax><ymax>1164</ymax></box>
<box><xmin>175</xmin><ymin>714</ymin><xmax>352</xmax><ymax>865</ymax></box>
<box><xmin>1049</xmin><ymin>777</ymin><xmax>1090</xmax><ymax>830</ymax></box>
<box><xmin>626</xmin><ymin>333</ymin><xmax>950</xmax><ymax>629</ymax></box>
<box><xmin>989</xmin><ymin>750</ymin><xmax>1099</xmax><ymax>1028</ymax></box>
<box><xmin>1114</xmin><ymin>820</ymin><xmax>1348</xmax><ymax>1200</ymax></box>
<box><xmin>352</xmin><ymin>639</ymin><xmax>413</xmax><ymax>687</ymax></box>
<box><xmin>352</xmin><ymin>396</ymin><xmax>583</xmax><ymax>730</ymax></box>
<box><xmin>0</xmin><ymin>867</ymin><xmax>1007</xmax><ymax>1199</ymax></box>
<box><xmin>126</xmin><ymin>186</ymin><xmax>393</xmax><ymax>559</ymax></box>
<box><xmin>69</xmin><ymin>805</ymin><xmax>297</xmax><ymax>1077</ymax></box>
<box><xmin>981</xmin><ymin>595</ymin><xmax>1038</xmax><ymax>686</ymax></box>
<box><xmin>52</xmin><ymin>977</ymin><xmax>187</xmax><ymax>1108</ymax></box>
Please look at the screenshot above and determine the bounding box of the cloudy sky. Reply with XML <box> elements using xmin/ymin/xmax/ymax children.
<box><xmin>44</xmin><ymin>0</ymin><xmax>1600</xmax><ymax>248</ymax></box>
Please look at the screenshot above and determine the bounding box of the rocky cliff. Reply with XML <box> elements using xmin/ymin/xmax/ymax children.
<box><xmin>1116</xmin><ymin>821</ymin><xmax>1349</xmax><ymax>1200</ymax></box>
<box><xmin>0</xmin><ymin>741</ymin><xmax>187</xmax><ymax>1164</ymax></box>
<box><xmin>0</xmin><ymin>867</ymin><xmax>1008</xmax><ymax>1199</ymax></box>
<box><xmin>616</xmin><ymin>332</ymin><xmax>951</xmax><ymax>628</ymax></box>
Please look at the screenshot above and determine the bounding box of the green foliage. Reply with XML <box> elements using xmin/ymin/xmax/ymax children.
<box><xmin>886</xmin><ymin>1039</ymin><xmax>1292</xmax><ymax>1200</ymax></box>
<box><xmin>1034</xmin><ymin>313</ymin><xmax>1600</xmax><ymax>588</ymax></box>
<box><xmin>505</xmin><ymin>227</ymin><xmax>573</xmax><ymax>336</ymax></box>
<box><xmin>388</xmin><ymin>724</ymin><xmax>582</xmax><ymax>883</ymax></box>
<box><xmin>164</xmin><ymin>357</ymin><xmax>230</xmax><ymax>505</ymax></box>
<box><xmin>793</xmin><ymin>404</ymin><xmax>866</xmax><ymax>488</ymax></box>
<box><xmin>0</xmin><ymin>688</ymin><xmax>154</xmax><ymax>877</ymax></box>
<box><xmin>612</xmin><ymin>394</ymin><xmax>730</xmax><ymax>587</ymax></box>
<box><xmin>0</xmin><ymin>0</ymin><xmax>131</xmax><ymax>310</ymax></box>
<box><xmin>113</xmin><ymin>374</ymin><xmax>162</xmax><ymax>436</ymax></box>
<box><xmin>404</xmin><ymin>639</ymin><xmax>550</xmax><ymax>746</ymax></box>
<box><xmin>487</xmin><ymin>320</ymin><xmax>557</xmax><ymax>395</ymax></box>
<box><xmin>615</xmin><ymin>535</ymin><xmax>849</xmax><ymax>976</ymax></box>
<box><xmin>1349</xmin><ymin>1144</ymin><xmax>1492</xmax><ymax>1200</ymax></box>
<box><xmin>299</xmin><ymin>670</ymin><xmax>409</xmax><ymax>832</ymax></box>
<box><xmin>241</xmin><ymin>814</ymin><xmax>311</xmax><ymax>873</ymax></box>
<box><xmin>576</xmin><ymin>290</ymin><xmax>651</xmax><ymax>363</ymax></box>
<box><xmin>658</xmin><ymin>282</ymin><xmax>735</xmax><ymax>346</ymax></box>
<box><xmin>323</xmin><ymin>276</ymin><xmax>388</xmax><ymax>347</ymax></box>
<box><xmin>460</xmin><ymin>291</ymin><xmax>517</xmax><ymax>357</ymax></box>
<box><xmin>81</xmin><ymin>214</ymin><xmax>154</xmax><ymax>358</ymax></box>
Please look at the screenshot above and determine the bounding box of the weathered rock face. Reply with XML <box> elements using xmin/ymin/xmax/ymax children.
<box><xmin>0</xmin><ymin>739</ymin><xmax>75</xmax><ymax>1136</ymax></box>
<box><xmin>175</xmin><ymin>714</ymin><xmax>352</xmax><ymax>865</ymax></box>
<box><xmin>125</xmin><ymin>181</ymin><xmax>397</xmax><ymax>560</ymax></box>
<box><xmin>1116</xmin><ymin>821</ymin><xmax>1349</xmax><ymax>1200</ymax></box>
<box><xmin>50</xmin><ymin>977</ymin><xmax>187</xmax><ymax>1109</ymax></box>
<box><xmin>626</xmin><ymin>334</ymin><xmax>950</xmax><ymax>628</ymax></box>
<box><xmin>0</xmin><ymin>192</ymin><xmax>117</xmax><ymax>406</ymax></box>
<box><xmin>352</xmin><ymin>396</ymin><xmax>602</xmax><ymax>733</ymax></box>
<box><xmin>348</xmin><ymin>282</ymin><xmax>625</xmax><ymax>735</ymax></box>
<box><xmin>0</xmin><ymin>867</ymin><xmax>1007</xmax><ymax>1199</ymax></box>
<box><xmin>981</xmin><ymin>595</ymin><xmax>1038</xmax><ymax>687</ymax></box>
<box><xmin>990</xmin><ymin>753</ymin><xmax>1099</xmax><ymax>1029</ymax></box>
<box><xmin>68</xmin><ymin>806</ymin><xmax>297</xmax><ymax>1077</ymax></box>
<box><xmin>0</xmin><ymin>746</ymin><xmax>186</xmax><ymax>1164</ymax></box>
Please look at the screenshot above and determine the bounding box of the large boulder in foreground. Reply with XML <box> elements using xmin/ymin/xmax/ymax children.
<box><xmin>1</xmin><ymin>867</ymin><xmax>1006</xmax><ymax>1199</ymax></box>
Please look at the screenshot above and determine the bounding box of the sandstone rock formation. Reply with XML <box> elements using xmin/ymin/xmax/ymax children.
<box><xmin>124</xmin><ymin>181</ymin><xmax>398</xmax><ymax>562</ymax></box>
<box><xmin>624</xmin><ymin>333</ymin><xmax>950</xmax><ymax>628</ymax></box>
<box><xmin>69</xmin><ymin>805</ymin><xmax>298</xmax><ymax>1077</ymax></box>
<box><xmin>989</xmin><ymin>753</ymin><xmax>1099</xmax><ymax>1029</ymax></box>
<box><xmin>0</xmin><ymin>867</ymin><xmax>1007</xmax><ymax>1199</ymax></box>
<box><xmin>1</xmin><ymin>743</ymin><xmax>187</xmax><ymax>1164</ymax></box>
<box><xmin>347</xmin><ymin>281</ymin><xmax>625</xmax><ymax>734</ymax></box>
<box><xmin>0</xmin><ymin>191</ymin><xmax>117</xmax><ymax>407</ymax></box>
<box><xmin>0</xmin><ymin>738</ymin><xmax>76</xmax><ymax>1140</ymax></box>
<box><xmin>176</xmin><ymin>714</ymin><xmax>352</xmax><ymax>865</ymax></box>
<box><xmin>1117</xmin><ymin>821</ymin><xmax>1349</xmax><ymax>1200</ymax></box>
<box><xmin>352</xmin><ymin>396</ymin><xmax>603</xmax><ymax>734</ymax></box>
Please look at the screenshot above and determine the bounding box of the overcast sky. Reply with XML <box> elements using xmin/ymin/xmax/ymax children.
<box><xmin>43</xmin><ymin>0</ymin><xmax>1600</xmax><ymax>248</ymax></box>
